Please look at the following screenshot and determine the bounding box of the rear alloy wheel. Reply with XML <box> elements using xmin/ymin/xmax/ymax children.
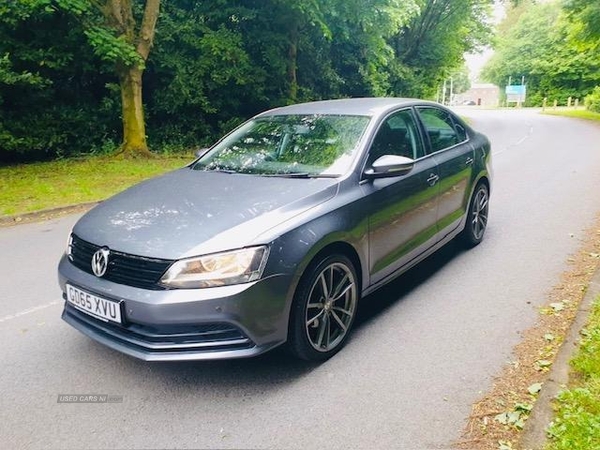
<box><xmin>461</xmin><ymin>183</ymin><xmax>489</xmax><ymax>247</ymax></box>
<box><xmin>289</xmin><ymin>254</ymin><xmax>358</xmax><ymax>361</ymax></box>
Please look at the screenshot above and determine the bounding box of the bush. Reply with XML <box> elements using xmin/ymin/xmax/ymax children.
<box><xmin>585</xmin><ymin>87</ymin><xmax>600</xmax><ymax>113</ymax></box>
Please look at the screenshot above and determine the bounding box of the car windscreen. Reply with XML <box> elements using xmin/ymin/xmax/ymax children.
<box><xmin>192</xmin><ymin>114</ymin><xmax>371</xmax><ymax>177</ymax></box>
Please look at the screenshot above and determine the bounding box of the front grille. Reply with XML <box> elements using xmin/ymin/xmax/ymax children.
<box><xmin>69</xmin><ymin>234</ymin><xmax>173</xmax><ymax>290</ymax></box>
<box><xmin>63</xmin><ymin>305</ymin><xmax>255</xmax><ymax>354</ymax></box>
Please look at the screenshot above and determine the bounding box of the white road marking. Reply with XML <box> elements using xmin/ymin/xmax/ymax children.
<box><xmin>515</xmin><ymin>133</ymin><xmax>530</xmax><ymax>146</ymax></box>
<box><xmin>0</xmin><ymin>300</ymin><xmax>61</xmax><ymax>323</ymax></box>
<box><xmin>493</xmin><ymin>125</ymin><xmax>534</xmax><ymax>156</ymax></box>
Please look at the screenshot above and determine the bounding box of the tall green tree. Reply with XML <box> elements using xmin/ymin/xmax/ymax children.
<box><xmin>450</xmin><ymin>65</ymin><xmax>471</xmax><ymax>95</ymax></box>
<box><xmin>389</xmin><ymin>0</ymin><xmax>493</xmax><ymax>98</ymax></box>
<box><xmin>0</xmin><ymin>0</ymin><xmax>495</xmax><ymax>163</ymax></box>
<box><xmin>144</xmin><ymin>0</ymin><xmax>256</xmax><ymax>148</ymax></box>
<box><xmin>324</xmin><ymin>0</ymin><xmax>419</xmax><ymax>97</ymax></box>
<box><xmin>482</xmin><ymin>1</ymin><xmax>600</xmax><ymax>105</ymax></box>
<box><xmin>100</xmin><ymin>0</ymin><xmax>160</xmax><ymax>157</ymax></box>
<box><xmin>79</xmin><ymin>0</ymin><xmax>161</xmax><ymax>157</ymax></box>
<box><xmin>1</xmin><ymin>0</ymin><xmax>160</xmax><ymax>158</ymax></box>
<box><xmin>563</xmin><ymin>0</ymin><xmax>600</xmax><ymax>46</ymax></box>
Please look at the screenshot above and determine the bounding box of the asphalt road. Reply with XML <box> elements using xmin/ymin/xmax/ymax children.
<box><xmin>2</xmin><ymin>109</ymin><xmax>600</xmax><ymax>450</ymax></box>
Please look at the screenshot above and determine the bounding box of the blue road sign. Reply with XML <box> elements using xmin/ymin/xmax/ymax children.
<box><xmin>505</xmin><ymin>85</ymin><xmax>526</xmax><ymax>95</ymax></box>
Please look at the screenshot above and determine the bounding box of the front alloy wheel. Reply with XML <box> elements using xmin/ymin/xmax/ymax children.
<box><xmin>289</xmin><ymin>254</ymin><xmax>358</xmax><ymax>361</ymax></box>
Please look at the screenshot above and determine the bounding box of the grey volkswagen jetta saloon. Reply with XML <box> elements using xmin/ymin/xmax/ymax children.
<box><xmin>59</xmin><ymin>98</ymin><xmax>492</xmax><ymax>362</ymax></box>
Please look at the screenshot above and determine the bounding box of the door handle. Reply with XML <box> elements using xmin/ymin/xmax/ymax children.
<box><xmin>465</xmin><ymin>157</ymin><xmax>474</xmax><ymax>166</ymax></box>
<box><xmin>427</xmin><ymin>173</ymin><xmax>439</xmax><ymax>186</ymax></box>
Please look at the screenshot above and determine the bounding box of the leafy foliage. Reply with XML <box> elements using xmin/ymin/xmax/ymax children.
<box><xmin>0</xmin><ymin>3</ymin><xmax>120</xmax><ymax>161</ymax></box>
<box><xmin>563</xmin><ymin>0</ymin><xmax>600</xmax><ymax>46</ymax></box>
<box><xmin>84</xmin><ymin>26</ymin><xmax>144</xmax><ymax>68</ymax></box>
<box><xmin>584</xmin><ymin>87</ymin><xmax>600</xmax><ymax>113</ymax></box>
<box><xmin>390</xmin><ymin>0</ymin><xmax>493</xmax><ymax>98</ymax></box>
<box><xmin>0</xmin><ymin>0</ymin><xmax>495</xmax><ymax>162</ymax></box>
<box><xmin>546</xmin><ymin>300</ymin><xmax>600</xmax><ymax>450</ymax></box>
<box><xmin>481</xmin><ymin>1</ymin><xmax>600</xmax><ymax>106</ymax></box>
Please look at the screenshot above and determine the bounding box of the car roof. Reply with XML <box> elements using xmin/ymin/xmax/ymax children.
<box><xmin>257</xmin><ymin>98</ymin><xmax>441</xmax><ymax>118</ymax></box>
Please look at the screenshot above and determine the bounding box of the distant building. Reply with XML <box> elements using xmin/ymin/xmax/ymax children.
<box><xmin>456</xmin><ymin>83</ymin><xmax>500</xmax><ymax>107</ymax></box>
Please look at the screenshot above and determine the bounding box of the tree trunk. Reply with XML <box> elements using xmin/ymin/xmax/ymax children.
<box><xmin>116</xmin><ymin>66</ymin><xmax>152</xmax><ymax>157</ymax></box>
<box><xmin>287</xmin><ymin>22</ymin><xmax>299</xmax><ymax>103</ymax></box>
<box><xmin>104</xmin><ymin>0</ymin><xmax>160</xmax><ymax>158</ymax></box>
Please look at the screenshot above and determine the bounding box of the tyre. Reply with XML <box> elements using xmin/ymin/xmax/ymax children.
<box><xmin>460</xmin><ymin>182</ymin><xmax>489</xmax><ymax>247</ymax></box>
<box><xmin>288</xmin><ymin>254</ymin><xmax>359</xmax><ymax>361</ymax></box>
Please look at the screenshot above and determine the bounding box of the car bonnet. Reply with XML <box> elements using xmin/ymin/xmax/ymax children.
<box><xmin>72</xmin><ymin>168</ymin><xmax>338</xmax><ymax>260</ymax></box>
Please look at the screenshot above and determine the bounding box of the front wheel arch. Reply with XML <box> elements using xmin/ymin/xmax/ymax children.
<box><xmin>304</xmin><ymin>242</ymin><xmax>363</xmax><ymax>293</ymax></box>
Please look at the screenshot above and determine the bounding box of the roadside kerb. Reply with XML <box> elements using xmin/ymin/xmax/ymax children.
<box><xmin>520</xmin><ymin>264</ymin><xmax>600</xmax><ymax>449</ymax></box>
<box><xmin>0</xmin><ymin>202</ymin><xmax>98</xmax><ymax>227</ymax></box>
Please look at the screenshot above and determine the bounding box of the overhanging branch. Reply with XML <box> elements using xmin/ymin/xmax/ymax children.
<box><xmin>136</xmin><ymin>0</ymin><xmax>160</xmax><ymax>61</ymax></box>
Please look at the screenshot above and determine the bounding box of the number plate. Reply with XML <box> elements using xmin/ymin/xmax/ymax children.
<box><xmin>66</xmin><ymin>284</ymin><xmax>122</xmax><ymax>324</ymax></box>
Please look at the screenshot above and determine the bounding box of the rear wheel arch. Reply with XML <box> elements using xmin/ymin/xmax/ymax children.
<box><xmin>464</xmin><ymin>174</ymin><xmax>490</xmax><ymax>210</ymax></box>
<box><xmin>477</xmin><ymin>175</ymin><xmax>490</xmax><ymax>195</ymax></box>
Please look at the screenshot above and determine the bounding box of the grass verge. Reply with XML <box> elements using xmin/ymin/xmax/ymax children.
<box><xmin>542</xmin><ymin>109</ymin><xmax>600</xmax><ymax>122</ymax></box>
<box><xmin>0</xmin><ymin>155</ymin><xmax>192</xmax><ymax>216</ymax></box>
<box><xmin>545</xmin><ymin>298</ymin><xmax>600</xmax><ymax>450</ymax></box>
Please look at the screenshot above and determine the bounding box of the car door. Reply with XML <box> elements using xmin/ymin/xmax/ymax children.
<box><xmin>416</xmin><ymin>106</ymin><xmax>474</xmax><ymax>237</ymax></box>
<box><xmin>362</xmin><ymin>108</ymin><xmax>440</xmax><ymax>285</ymax></box>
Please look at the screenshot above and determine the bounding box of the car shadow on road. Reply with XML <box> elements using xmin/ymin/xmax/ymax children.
<box><xmin>87</xmin><ymin>239</ymin><xmax>467</xmax><ymax>391</ymax></box>
<box><xmin>354</xmin><ymin>239</ymin><xmax>466</xmax><ymax>328</ymax></box>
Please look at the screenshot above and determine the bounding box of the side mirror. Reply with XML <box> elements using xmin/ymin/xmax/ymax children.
<box><xmin>364</xmin><ymin>155</ymin><xmax>415</xmax><ymax>179</ymax></box>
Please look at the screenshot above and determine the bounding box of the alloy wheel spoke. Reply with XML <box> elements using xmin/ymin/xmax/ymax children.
<box><xmin>475</xmin><ymin>222</ymin><xmax>483</xmax><ymax>238</ymax></box>
<box><xmin>307</xmin><ymin>301</ymin><xmax>324</xmax><ymax>309</ymax></box>
<box><xmin>316</xmin><ymin>314</ymin><xmax>329</xmax><ymax>348</ymax></box>
<box><xmin>319</xmin><ymin>273</ymin><xmax>329</xmax><ymax>299</ymax></box>
<box><xmin>330</xmin><ymin>273</ymin><xmax>349</xmax><ymax>299</ymax></box>
<box><xmin>324</xmin><ymin>313</ymin><xmax>331</xmax><ymax>348</ymax></box>
<box><xmin>328</xmin><ymin>266</ymin><xmax>335</xmax><ymax>298</ymax></box>
<box><xmin>332</xmin><ymin>306</ymin><xmax>353</xmax><ymax>317</ymax></box>
<box><xmin>331</xmin><ymin>281</ymin><xmax>354</xmax><ymax>303</ymax></box>
<box><xmin>479</xmin><ymin>213</ymin><xmax>488</xmax><ymax>227</ymax></box>
<box><xmin>306</xmin><ymin>309</ymin><xmax>325</xmax><ymax>327</ymax></box>
<box><xmin>478</xmin><ymin>195</ymin><xmax>488</xmax><ymax>211</ymax></box>
<box><xmin>331</xmin><ymin>310</ymin><xmax>347</xmax><ymax>332</ymax></box>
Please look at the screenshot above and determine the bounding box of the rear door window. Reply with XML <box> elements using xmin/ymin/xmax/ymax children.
<box><xmin>416</xmin><ymin>107</ymin><xmax>462</xmax><ymax>153</ymax></box>
<box><xmin>367</xmin><ymin>109</ymin><xmax>425</xmax><ymax>166</ymax></box>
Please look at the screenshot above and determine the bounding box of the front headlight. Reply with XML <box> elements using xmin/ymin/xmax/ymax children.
<box><xmin>159</xmin><ymin>246</ymin><xmax>270</xmax><ymax>289</ymax></box>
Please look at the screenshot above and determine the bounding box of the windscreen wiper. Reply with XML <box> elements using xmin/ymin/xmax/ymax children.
<box><xmin>264</xmin><ymin>172</ymin><xmax>339</xmax><ymax>179</ymax></box>
<box><xmin>267</xmin><ymin>172</ymin><xmax>312</xmax><ymax>178</ymax></box>
<box><xmin>208</xmin><ymin>168</ymin><xmax>238</xmax><ymax>174</ymax></box>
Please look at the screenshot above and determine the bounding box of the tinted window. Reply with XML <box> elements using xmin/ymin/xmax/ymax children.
<box><xmin>454</xmin><ymin>120</ymin><xmax>468</xmax><ymax>142</ymax></box>
<box><xmin>417</xmin><ymin>107</ymin><xmax>460</xmax><ymax>153</ymax></box>
<box><xmin>367</xmin><ymin>109</ymin><xmax>424</xmax><ymax>166</ymax></box>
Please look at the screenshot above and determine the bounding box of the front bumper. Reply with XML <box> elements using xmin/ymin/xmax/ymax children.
<box><xmin>58</xmin><ymin>255</ymin><xmax>293</xmax><ymax>361</ymax></box>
